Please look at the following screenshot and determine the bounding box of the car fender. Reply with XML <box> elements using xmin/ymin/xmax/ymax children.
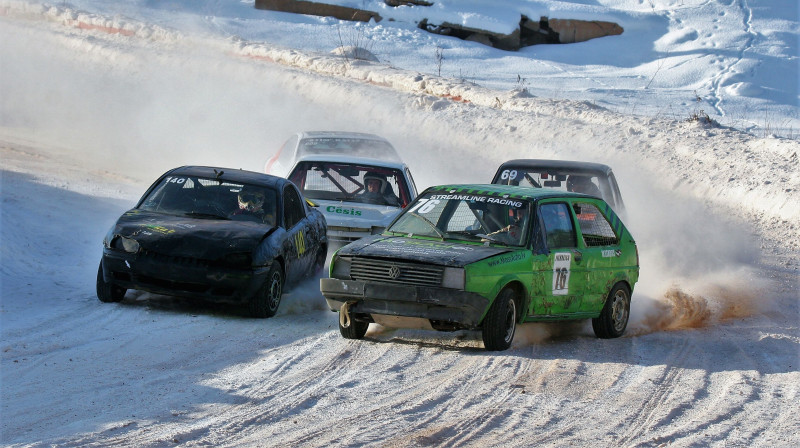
<box><xmin>254</xmin><ymin>226</ymin><xmax>287</xmax><ymax>268</ymax></box>
<box><xmin>480</xmin><ymin>275</ymin><xmax>529</xmax><ymax>324</ymax></box>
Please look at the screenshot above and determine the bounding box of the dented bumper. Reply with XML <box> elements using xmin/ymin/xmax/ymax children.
<box><xmin>101</xmin><ymin>249</ymin><xmax>270</xmax><ymax>304</ymax></box>
<box><xmin>320</xmin><ymin>278</ymin><xmax>489</xmax><ymax>327</ymax></box>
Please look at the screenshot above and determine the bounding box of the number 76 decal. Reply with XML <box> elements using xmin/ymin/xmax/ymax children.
<box><xmin>552</xmin><ymin>252</ymin><xmax>571</xmax><ymax>295</ymax></box>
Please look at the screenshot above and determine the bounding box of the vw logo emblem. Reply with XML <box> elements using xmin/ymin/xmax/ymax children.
<box><xmin>388</xmin><ymin>265</ymin><xmax>401</xmax><ymax>279</ymax></box>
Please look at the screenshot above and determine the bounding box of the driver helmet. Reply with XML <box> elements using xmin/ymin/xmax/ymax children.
<box><xmin>238</xmin><ymin>186</ymin><xmax>265</xmax><ymax>212</ymax></box>
<box><xmin>363</xmin><ymin>171</ymin><xmax>388</xmax><ymax>194</ymax></box>
<box><xmin>567</xmin><ymin>175</ymin><xmax>592</xmax><ymax>193</ymax></box>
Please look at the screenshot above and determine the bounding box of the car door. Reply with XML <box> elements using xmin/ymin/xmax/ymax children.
<box><xmin>531</xmin><ymin>201</ymin><xmax>587</xmax><ymax>316</ymax></box>
<box><xmin>571</xmin><ymin>200</ymin><xmax>624</xmax><ymax>312</ymax></box>
<box><xmin>282</xmin><ymin>185</ymin><xmax>311</xmax><ymax>282</ymax></box>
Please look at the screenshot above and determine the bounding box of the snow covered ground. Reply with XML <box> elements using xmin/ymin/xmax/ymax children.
<box><xmin>1</xmin><ymin>1</ymin><xmax>799</xmax><ymax>446</ymax></box>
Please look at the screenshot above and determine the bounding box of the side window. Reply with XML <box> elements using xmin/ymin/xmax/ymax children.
<box><xmin>574</xmin><ymin>202</ymin><xmax>619</xmax><ymax>246</ymax></box>
<box><xmin>539</xmin><ymin>203</ymin><xmax>576</xmax><ymax>249</ymax></box>
<box><xmin>283</xmin><ymin>186</ymin><xmax>306</xmax><ymax>229</ymax></box>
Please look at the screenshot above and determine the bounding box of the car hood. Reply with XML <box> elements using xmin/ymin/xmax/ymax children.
<box><xmin>315</xmin><ymin>199</ymin><xmax>401</xmax><ymax>229</ymax></box>
<box><xmin>112</xmin><ymin>210</ymin><xmax>274</xmax><ymax>258</ymax></box>
<box><xmin>337</xmin><ymin>235</ymin><xmax>512</xmax><ymax>267</ymax></box>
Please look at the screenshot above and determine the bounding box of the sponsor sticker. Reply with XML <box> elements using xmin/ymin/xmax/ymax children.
<box><xmin>602</xmin><ymin>249</ymin><xmax>621</xmax><ymax>258</ymax></box>
<box><xmin>326</xmin><ymin>205</ymin><xmax>363</xmax><ymax>216</ymax></box>
<box><xmin>552</xmin><ymin>252</ymin><xmax>571</xmax><ymax>296</ymax></box>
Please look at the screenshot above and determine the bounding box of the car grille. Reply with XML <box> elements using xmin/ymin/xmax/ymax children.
<box><xmin>139</xmin><ymin>249</ymin><xmax>249</xmax><ymax>269</ymax></box>
<box><xmin>350</xmin><ymin>257</ymin><xmax>443</xmax><ymax>287</ymax></box>
<box><xmin>140</xmin><ymin>249</ymin><xmax>212</xmax><ymax>268</ymax></box>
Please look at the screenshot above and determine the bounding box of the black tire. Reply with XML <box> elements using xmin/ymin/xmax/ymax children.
<box><xmin>96</xmin><ymin>261</ymin><xmax>125</xmax><ymax>303</ymax></box>
<box><xmin>482</xmin><ymin>288</ymin><xmax>518</xmax><ymax>351</ymax></box>
<box><xmin>339</xmin><ymin>315</ymin><xmax>369</xmax><ymax>339</ymax></box>
<box><xmin>249</xmin><ymin>264</ymin><xmax>284</xmax><ymax>318</ymax></box>
<box><xmin>592</xmin><ymin>283</ymin><xmax>631</xmax><ymax>339</ymax></box>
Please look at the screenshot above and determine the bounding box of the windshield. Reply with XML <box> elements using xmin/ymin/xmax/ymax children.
<box><xmin>493</xmin><ymin>166</ymin><xmax>612</xmax><ymax>202</ymax></box>
<box><xmin>139</xmin><ymin>175</ymin><xmax>278</xmax><ymax>226</ymax></box>
<box><xmin>387</xmin><ymin>191</ymin><xmax>532</xmax><ymax>246</ymax></box>
<box><xmin>289</xmin><ymin>161</ymin><xmax>411</xmax><ymax>207</ymax></box>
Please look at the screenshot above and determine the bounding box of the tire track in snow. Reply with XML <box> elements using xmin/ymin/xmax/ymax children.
<box><xmin>614</xmin><ymin>337</ymin><xmax>694</xmax><ymax>446</ymax></box>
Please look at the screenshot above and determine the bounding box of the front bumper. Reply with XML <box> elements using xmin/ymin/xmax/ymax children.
<box><xmin>101</xmin><ymin>249</ymin><xmax>269</xmax><ymax>304</ymax></box>
<box><xmin>320</xmin><ymin>278</ymin><xmax>489</xmax><ymax>328</ymax></box>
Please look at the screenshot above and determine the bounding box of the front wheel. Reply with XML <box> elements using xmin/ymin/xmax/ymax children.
<box><xmin>482</xmin><ymin>288</ymin><xmax>518</xmax><ymax>351</ymax></box>
<box><xmin>592</xmin><ymin>283</ymin><xmax>631</xmax><ymax>338</ymax></box>
<box><xmin>96</xmin><ymin>261</ymin><xmax>125</xmax><ymax>303</ymax></box>
<box><xmin>249</xmin><ymin>264</ymin><xmax>284</xmax><ymax>318</ymax></box>
<box><xmin>338</xmin><ymin>301</ymin><xmax>369</xmax><ymax>339</ymax></box>
<box><xmin>339</xmin><ymin>317</ymin><xmax>369</xmax><ymax>340</ymax></box>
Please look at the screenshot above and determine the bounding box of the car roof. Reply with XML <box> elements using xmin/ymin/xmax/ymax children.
<box><xmin>427</xmin><ymin>184</ymin><xmax>597</xmax><ymax>202</ymax></box>
<box><xmin>169</xmin><ymin>166</ymin><xmax>289</xmax><ymax>189</ymax></box>
<box><xmin>293</xmin><ymin>131</ymin><xmax>402</xmax><ymax>163</ymax></box>
<box><xmin>297</xmin><ymin>131</ymin><xmax>391</xmax><ymax>142</ymax></box>
<box><xmin>498</xmin><ymin>159</ymin><xmax>614</xmax><ymax>175</ymax></box>
<box><xmin>293</xmin><ymin>154</ymin><xmax>408</xmax><ymax>170</ymax></box>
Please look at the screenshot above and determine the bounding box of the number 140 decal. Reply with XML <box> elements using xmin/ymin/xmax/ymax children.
<box><xmin>294</xmin><ymin>232</ymin><xmax>306</xmax><ymax>256</ymax></box>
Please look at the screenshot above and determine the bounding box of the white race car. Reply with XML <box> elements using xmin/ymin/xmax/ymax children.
<box><xmin>265</xmin><ymin>131</ymin><xmax>402</xmax><ymax>176</ymax></box>
<box><xmin>267</xmin><ymin>132</ymin><xmax>418</xmax><ymax>245</ymax></box>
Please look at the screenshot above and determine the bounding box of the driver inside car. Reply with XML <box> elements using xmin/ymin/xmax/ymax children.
<box><xmin>485</xmin><ymin>207</ymin><xmax>527</xmax><ymax>245</ymax></box>
<box><xmin>567</xmin><ymin>175</ymin><xmax>602</xmax><ymax>197</ymax></box>
<box><xmin>360</xmin><ymin>172</ymin><xmax>400</xmax><ymax>206</ymax></box>
<box><xmin>231</xmin><ymin>186</ymin><xmax>275</xmax><ymax>225</ymax></box>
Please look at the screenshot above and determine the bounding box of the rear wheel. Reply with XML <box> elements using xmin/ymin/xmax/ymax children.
<box><xmin>249</xmin><ymin>264</ymin><xmax>283</xmax><ymax>318</ymax></box>
<box><xmin>482</xmin><ymin>288</ymin><xmax>517</xmax><ymax>351</ymax></box>
<box><xmin>592</xmin><ymin>283</ymin><xmax>630</xmax><ymax>338</ymax></box>
<box><xmin>96</xmin><ymin>261</ymin><xmax>125</xmax><ymax>303</ymax></box>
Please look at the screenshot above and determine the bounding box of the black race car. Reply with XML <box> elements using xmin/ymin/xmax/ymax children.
<box><xmin>97</xmin><ymin>166</ymin><xmax>327</xmax><ymax>317</ymax></box>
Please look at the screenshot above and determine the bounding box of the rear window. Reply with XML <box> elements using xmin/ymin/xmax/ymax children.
<box><xmin>574</xmin><ymin>202</ymin><xmax>619</xmax><ymax>247</ymax></box>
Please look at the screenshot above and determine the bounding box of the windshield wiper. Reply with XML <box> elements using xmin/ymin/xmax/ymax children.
<box><xmin>185</xmin><ymin>212</ymin><xmax>230</xmax><ymax>220</ymax></box>
<box><xmin>446</xmin><ymin>230</ymin><xmax>482</xmax><ymax>241</ymax></box>
<box><xmin>476</xmin><ymin>233</ymin><xmax>509</xmax><ymax>246</ymax></box>
<box><xmin>409</xmin><ymin>212</ymin><xmax>445</xmax><ymax>241</ymax></box>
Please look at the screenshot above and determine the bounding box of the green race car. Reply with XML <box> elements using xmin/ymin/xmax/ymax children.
<box><xmin>320</xmin><ymin>184</ymin><xmax>639</xmax><ymax>351</ymax></box>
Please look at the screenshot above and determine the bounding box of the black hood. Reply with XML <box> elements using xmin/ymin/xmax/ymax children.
<box><xmin>337</xmin><ymin>235</ymin><xmax>511</xmax><ymax>267</ymax></box>
<box><xmin>113</xmin><ymin>210</ymin><xmax>273</xmax><ymax>258</ymax></box>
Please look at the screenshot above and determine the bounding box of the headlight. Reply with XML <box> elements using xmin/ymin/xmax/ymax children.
<box><xmin>112</xmin><ymin>236</ymin><xmax>140</xmax><ymax>253</ymax></box>
<box><xmin>441</xmin><ymin>267</ymin><xmax>465</xmax><ymax>290</ymax></box>
<box><xmin>331</xmin><ymin>256</ymin><xmax>352</xmax><ymax>279</ymax></box>
<box><xmin>222</xmin><ymin>252</ymin><xmax>252</xmax><ymax>268</ymax></box>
